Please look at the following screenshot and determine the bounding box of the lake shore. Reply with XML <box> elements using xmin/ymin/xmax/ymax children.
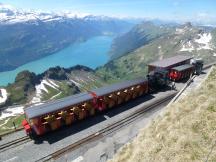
<box><xmin>0</xmin><ymin>36</ymin><xmax>113</xmax><ymax>86</ymax></box>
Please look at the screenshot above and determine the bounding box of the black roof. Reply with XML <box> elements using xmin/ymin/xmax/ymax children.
<box><xmin>25</xmin><ymin>92</ymin><xmax>93</xmax><ymax>119</ymax></box>
<box><xmin>25</xmin><ymin>78</ymin><xmax>147</xmax><ymax>119</ymax></box>
<box><xmin>148</xmin><ymin>55</ymin><xmax>192</xmax><ymax>68</ymax></box>
<box><xmin>172</xmin><ymin>64</ymin><xmax>194</xmax><ymax>72</ymax></box>
<box><xmin>93</xmin><ymin>78</ymin><xmax>147</xmax><ymax>96</ymax></box>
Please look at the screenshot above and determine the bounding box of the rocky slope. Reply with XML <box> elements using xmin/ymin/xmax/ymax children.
<box><xmin>4</xmin><ymin>65</ymin><xmax>106</xmax><ymax>106</ymax></box>
<box><xmin>97</xmin><ymin>22</ymin><xmax>216</xmax><ymax>82</ymax></box>
<box><xmin>0</xmin><ymin>3</ymin><xmax>133</xmax><ymax>72</ymax></box>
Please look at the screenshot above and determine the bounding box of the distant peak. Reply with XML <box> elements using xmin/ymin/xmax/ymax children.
<box><xmin>141</xmin><ymin>21</ymin><xmax>154</xmax><ymax>25</ymax></box>
<box><xmin>183</xmin><ymin>22</ymin><xmax>193</xmax><ymax>28</ymax></box>
<box><xmin>0</xmin><ymin>3</ymin><xmax>106</xmax><ymax>24</ymax></box>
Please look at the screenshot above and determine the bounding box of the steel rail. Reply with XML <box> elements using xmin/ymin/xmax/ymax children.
<box><xmin>203</xmin><ymin>62</ymin><xmax>216</xmax><ymax>70</ymax></box>
<box><xmin>1</xmin><ymin>62</ymin><xmax>215</xmax><ymax>137</ymax></box>
<box><xmin>168</xmin><ymin>62</ymin><xmax>216</xmax><ymax>105</ymax></box>
<box><xmin>0</xmin><ymin>136</ymin><xmax>31</xmax><ymax>153</ymax></box>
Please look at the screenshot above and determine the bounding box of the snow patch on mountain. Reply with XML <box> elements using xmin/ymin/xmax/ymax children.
<box><xmin>195</xmin><ymin>33</ymin><xmax>212</xmax><ymax>44</ymax></box>
<box><xmin>175</xmin><ymin>28</ymin><xmax>185</xmax><ymax>34</ymax></box>
<box><xmin>194</xmin><ymin>33</ymin><xmax>213</xmax><ymax>50</ymax></box>
<box><xmin>180</xmin><ymin>33</ymin><xmax>213</xmax><ymax>52</ymax></box>
<box><xmin>0</xmin><ymin>3</ymin><xmax>112</xmax><ymax>24</ymax></box>
<box><xmin>180</xmin><ymin>41</ymin><xmax>194</xmax><ymax>52</ymax></box>
<box><xmin>70</xmin><ymin>79</ymin><xmax>81</xmax><ymax>87</ymax></box>
<box><xmin>0</xmin><ymin>106</ymin><xmax>24</xmax><ymax>120</ymax></box>
<box><xmin>42</xmin><ymin>79</ymin><xmax>59</xmax><ymax>90</ymax></box>
<box><xmin>31</xmin><ymin>79</ymin><xmax>59</xmax><ymax>103</ymax></box>
<box><xmin>48</xmin><ymin>79</ymin><xmax>59</xmax><ymax>88</ymax></box>
<box><xmin>0</xmin><ymin>88</ymin><xmax>7</xmax><ymax>104</ymax></box>
<box><xmin>36</xmin><ymin>80</ymin><xmax>49</xmax><ymax>93</ymax></box>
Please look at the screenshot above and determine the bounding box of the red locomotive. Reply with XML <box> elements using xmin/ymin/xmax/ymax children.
<box><xmin>22</xmin><ymin>55</ymin><xmax>203</xmax><ymax>137</ymax></box>
<box><xmin>169</xmin><ymin>64</ymin><xmax>195</xmax><ymax>81</ymax></box>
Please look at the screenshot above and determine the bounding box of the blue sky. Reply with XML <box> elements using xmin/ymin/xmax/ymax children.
<box><xmin>1</xmin><ymin>0</ymin><xmax>216</xmax><ymax>24</ymax></box>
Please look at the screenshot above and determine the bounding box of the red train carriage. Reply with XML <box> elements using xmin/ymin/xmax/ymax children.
<box><xmin>169</xmin><ymin>64</ymin><xmax>195</xmax><ymax>81</ymax></box>
<box><xmin>148</xmin><ymin>55</ymin><xmax>192</xmax><ymax>73</ymax></box>
<box><xmin>148</xmin><ymin>55</ymin><xmax>203</xmax><ymax>82</ymax></box>
<box><xmin>23</xmin><ymin>92</ymin><xmax>93</xmax><ymax>135</ymax></box>
<box><xmin>22</xmin><ymin>55</ymin><xmax>203</xmax><ymax>137</ymax></box>
<box><xmin>22</xmin><ymin>78</ymin><xmax>148</xmax><ymax>136</ymax></box>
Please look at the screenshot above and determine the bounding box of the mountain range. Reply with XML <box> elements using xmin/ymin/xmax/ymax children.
<box><xmin>97</xmin><ymin>22</ymin><xmax>216</xmax><ymax>82</ymax></box>
<box><xmin>1</xmin><ymin>4</ymin><xmax>216</xmax><ymax>108</ymax></box>
<box><xmin>3</xmin><ymin>21</ymin><xmax>216</xmax><ymax>107</ymax></box>
<box><xmin>0</xmin><ymin>3</ymin><xmax>133</xmax><ymax>72</ymax></box>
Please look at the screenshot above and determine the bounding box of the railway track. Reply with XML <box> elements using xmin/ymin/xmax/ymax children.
<box><xmin>1</xmin><ymin>64</ymin><xmax>214</xmax><ymax>161</ymax></box>
<box><xmin>203</xmin><ymin>62</ymin><xmax>216</xmax><ymax>70</ymax></box>
<box><xmin>36</xmin><ymin>92</ymin><xmax>177</xmax><ymax>162</ymax></box>
<box><xmin>0</xmin><ymin>136</ymin><xmax>31</xmax><ymax>153</ymax></box>
<box><xmin>168</xmin><ymin>63</ymin><xmax>216</xmax><ymax>105</ymax></box>
<box><xmin>36</xmin><ymin>64</ymin><xmax>216</xmax><ymax>162</ymax></box>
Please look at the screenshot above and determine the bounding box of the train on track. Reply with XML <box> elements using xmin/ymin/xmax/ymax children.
<box><xmin>22</xmin><ymin>55</ymin><xmax>203</xmax><ymax>137</ymax></box>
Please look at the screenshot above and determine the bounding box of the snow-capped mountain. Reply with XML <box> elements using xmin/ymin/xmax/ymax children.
<box><xmin>0</xmin><ymin>3</ymin><xmax>120</xmax><ymax>24</ymax></box>
<box><xmin>0</xmin><ymin>3</ymin><xmax>42</xmax><ymax>23</ymax></box>
<box><xmin>0</xmin><ymin>3</ymin><xmax>133</xmax><ymax>72</ymax></box>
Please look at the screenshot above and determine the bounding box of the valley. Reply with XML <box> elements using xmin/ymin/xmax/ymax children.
<box><xmin>1</xmin><ymin>21</ymin><xmax>216</xmax><ymax>109</ymax></box>
<box><xmin>1</xmin><ymin>5</ymin><xmax>216</xmax><ymax>138</ymax></box>
<box><xmin>0</xmin><ymin>36</ymin><xmax>113</xmax><ymax>86</ymax></box>
<box><xmin>0</xmin><ymin>1</ymin><xmax>216</xmax><ymax>161</ymax></box>
<box><xmin>0</xmin><ymin>3</ymin><xmax>132</xmax><ymax>72</ymax></box>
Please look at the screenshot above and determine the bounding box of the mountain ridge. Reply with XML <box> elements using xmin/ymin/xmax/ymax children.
<box><xmin>1</xmin><ymin>65</ymin><xmax>106</xmax><ymax>107</ymax></box>
<box><xmin>0</xmin><ymin>3</ymin><xmax>133</xmax><ymax>72</ymax></box>
<box><xmin>97</xmin><ymin>22</ymin><xmax>216</xmax><ymax>82</ymax></box>
<box><xmin>1</xmin><ymin>19</ymin><xmax>216</xmax><ymax>107</ymax></box>
<box><xmin>0</xmin><ymin>3</ymin><xmax>119</xmax><ymax>24</ymax></box>
<box><xmin>109</xmin><ymin>21</ymin><xmax>176</xmax><ymax>59</ymax></box>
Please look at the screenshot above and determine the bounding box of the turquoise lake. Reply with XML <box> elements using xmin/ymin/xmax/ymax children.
<box><xmin>0</xmin><ymin>36</ymin><xmax>113</xmax><ymax>86</ymax></box>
